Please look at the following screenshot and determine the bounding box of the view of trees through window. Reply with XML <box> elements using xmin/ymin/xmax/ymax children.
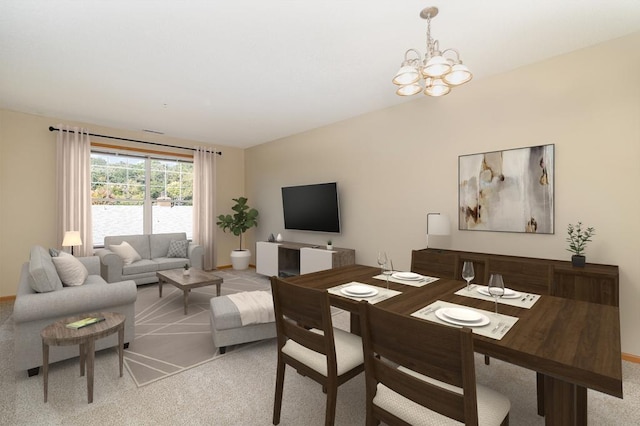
<box><xmin>91</xmin><ymin>152</ymin><xmax>193</xmax><ymax>246</ymax></box>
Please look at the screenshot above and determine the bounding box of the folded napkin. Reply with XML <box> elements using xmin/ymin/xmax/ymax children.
<box><xmin>454</xmin><ymin>286</ymin><xmax>540</xmax><ymax>309</ymax></box>
<box><xmin>328</xmin><ymin>282</ymin><xmax>401</xmax><ymax>304</ymax></box>
<box><xmin>411</xmin><ymin>300</ymin><xmax>518</xmax><ymax>341</ymax></box>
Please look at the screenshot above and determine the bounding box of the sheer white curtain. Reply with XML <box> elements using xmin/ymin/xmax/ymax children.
<box><xmin>56</xmin><ymin>124</ymin><xmax>93</xmax><ymax>256</ymax></box>
<box><xmin>193</xmin><ymin>146</ymin><xmax>218</xmax><ymax>270</ymax></box>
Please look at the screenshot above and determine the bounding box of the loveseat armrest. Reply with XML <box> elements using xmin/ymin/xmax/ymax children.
<box><xmin>95</xmin><ymin>248</ymin><xmax>124</xmax><ymax>283</ymax></box>
<box><xmin>188</xmin><ymin>243</ymin><xmax>204</xmax><ymax>270</ymax></box>
<box><xmin>13</xmin><ymin>279</ymin><xmax>137</xmax><ymax>324</ymax></box>
<box><xmin>77</xmin><ymin>256</ymin><xmax>100</xmax><ymax>276</ymax></box>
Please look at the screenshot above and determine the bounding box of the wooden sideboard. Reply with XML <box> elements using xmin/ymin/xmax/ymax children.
<box><xmin>411</xmin><ymin>248</ymin><xmax>619</xmax><ymax>307</ymax></box>
<box><xmin>256</xmin><ymin>241</ymin><xmax>355</xmax><ymax>277</ymax></box>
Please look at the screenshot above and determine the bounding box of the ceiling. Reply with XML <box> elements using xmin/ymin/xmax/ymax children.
<box><xmin>1</xmin><ymin>1</ymin><xmax>639</xmax><ymax>149</ymax></box>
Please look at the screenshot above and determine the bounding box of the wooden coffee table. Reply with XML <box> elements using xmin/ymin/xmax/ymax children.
<box><xmin>157</xmin><ymin>268</ymin><xmax>224</xmax><ymax>314</ymax></box>
<box><xmin>41</xmin><ymin>312</ymin><xmax>125</xmax><ymax>404</ymax></box>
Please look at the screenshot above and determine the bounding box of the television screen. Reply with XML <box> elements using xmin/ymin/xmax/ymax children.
<box><xmin>282</xmin><ymin>182</ymin><xmax>341</xmax><ymax>233</ymax></box>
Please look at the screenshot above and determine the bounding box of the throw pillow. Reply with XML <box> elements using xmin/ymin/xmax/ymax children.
<box><xmin>110</xmin><ymin>241</ymin><xmax>142</xmax><ymax>265</ymax></box>
<box><xmin>51</xmin><ymin>251</ymin><xmax>89</xmax><ymax>286</ymax></box>
<box><xmin>167</xmin><ymin>239</ymin><xmax>189</xmax><ymax>258</ymax></box>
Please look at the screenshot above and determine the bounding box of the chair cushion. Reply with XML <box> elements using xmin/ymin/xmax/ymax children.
<box><xmin>167</xmin><ymin>239</ymin><xmax>189</xmax><ymax>258</ymax></box>
<box><xmin>282</xmin><ymin>327</ymin><xmax>363</xmax><ymax>376</ymax></box>
<box><xmin>51</xmin><ymin>251</ymin><xmax>89</xmax><ymax>286</ymax></box>
<box><xmin>373</xmin><ymin>367</ymin><xmax>510</xmax><ymax>426</ymax></box>
<box><xmin>110</xmin><ymin>241</ymin><xmax>142</xmax><ymax>265</ymax></box>
<box><xmin>28</xmin><ymin>246</ymin><xmax>63</xmax><ymax>293</ymax></box>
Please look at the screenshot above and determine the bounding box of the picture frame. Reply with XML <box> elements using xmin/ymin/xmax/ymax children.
<box><xmin>458</xmin><ymin>144</ymin><xmax>554</xmax><ymax>233</ymax></box>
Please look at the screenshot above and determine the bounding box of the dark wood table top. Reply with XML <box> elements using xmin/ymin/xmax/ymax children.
<box><xmin>285</xmin><ymin>264</ymin><xmax>623</xmax><ymax>399</ymax></box>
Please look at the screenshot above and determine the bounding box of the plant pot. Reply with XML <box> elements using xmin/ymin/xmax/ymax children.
<box><xmin>231</xmin><ymin>249</ymin><xmax>251</xmax><ymax>270</ymax></box>
<box><xmin>326</xmin><ymin>245</ymin><xmax>333</xmax><ymax>250</ymax></box>
<box><xmin>183</xmin><ymin>269</ymin><xmax>190</xmax><ymax>276</ymax></box>
<box><xmin>571</xmin><ymin>255</ymin><xmax>586</xmax><ymax>267</ymax></box>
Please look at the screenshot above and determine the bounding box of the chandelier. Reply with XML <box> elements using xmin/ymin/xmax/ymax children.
<box><xmin>392</xmin><ymin>7</ymin><xmax>472</xmax><ymax>97</ymax></box>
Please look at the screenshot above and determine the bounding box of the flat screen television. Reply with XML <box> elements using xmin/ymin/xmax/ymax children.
<box><xmin>281</xmin><ymin>182</ymin><xmax>341</xmax><ymax>233</ymax></box>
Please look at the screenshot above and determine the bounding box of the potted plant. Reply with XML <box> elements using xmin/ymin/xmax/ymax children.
<box><xmin>217</xmin><ymin>197</ymin><xmax>259</xmax><ymax>270</ymax></box>
<box><xmin>183</xmin><ymin>263</ymin><xmax>190</xmax><ymax>276</ymax></box>
<box><xmin>566</xmin><ymin>222</ymin><xmax>595</xmax><ymax>267</ymax></box>
<box><xmin>326</xmin><ymin>240</ymin><xmax>333</xmax><ymax>250</ymax></box>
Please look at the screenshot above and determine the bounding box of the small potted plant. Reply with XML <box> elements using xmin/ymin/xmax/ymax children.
<box><xmin>566</xmin><ymin>222</ymin><xmax>595</xmax><ymax>267</ymax></box>
<box><xmin>183</xmin><ymin>263</ymin><xmax>190</xmax><ymax>276</ymax></box>
<box><xmin>326</xmin><ymin>240</ymin><xmax>333</xmax><ymax>250</ymax></box>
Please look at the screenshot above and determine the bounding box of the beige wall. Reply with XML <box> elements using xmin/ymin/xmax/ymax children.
<box><xmin>246</xmin><ymin>32</ymin><xmax>640</xmax><ymax>355</ymax></box>
<box><xmin>0</xmin><ymin>110</ymin><xmax>245</xmax><ymax>298</ymax></box>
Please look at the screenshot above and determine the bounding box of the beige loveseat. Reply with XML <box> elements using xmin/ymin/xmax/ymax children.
<box><xmin>14</xmin><ymin>246</ymin><xmax>137</xmax><ymax>376</ymax></box>
<box><xmin>95</xmin><ymin>232</ymin><xmax>203</xmax><ymax>285</ymax></box>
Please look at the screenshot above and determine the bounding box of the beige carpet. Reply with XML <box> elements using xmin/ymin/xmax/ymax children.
<box><xmin>124</xmin><ymin>269</ymin><xmax>271</xmax><ymax>386</ymax></box>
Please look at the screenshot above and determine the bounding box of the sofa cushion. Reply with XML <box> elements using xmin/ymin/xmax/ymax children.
<box><xmin>154</xmin><ymin>257</ymin><xmax>190</xmax><ymax>270</ymax></box>
<box><xmin>167</xmin><ymin>239</ymin><xmax>189</xmax><ymax>258</ymax></box>
<box><xmin>110</xmin><ymin>241</ymin><xmax>142</xmax><ymax>265</ymax></box>
<box><xmin>123</xmin><ymin>259</ymin><xmax>158</xmax><ymax>276</ymax></box>
<box><xmin>150</xmin><ymin>232</ymin><xmax>187</xmax><ymax>259</ymax></box>
<box><xmin>52</xmin><ymin>251</ymin><xmax>89</xmax><ymax>286</ymax></box>
<box><xmin>28</xmin><ymin>246</ymin><xmax>63</xmax><ymax>293</ymax></box>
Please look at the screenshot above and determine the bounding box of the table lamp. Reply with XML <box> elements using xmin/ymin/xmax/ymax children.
<box><xmin>62</xmin><ymin>231</ymin><xmax>83</xmax><ymax>256</ymax></box>
<box><xmin>426</xmin><ymin>213</ymin><xmax>450</xmax><ymax>249</ymax></box>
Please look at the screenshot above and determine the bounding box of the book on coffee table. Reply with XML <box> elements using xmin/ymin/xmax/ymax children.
<box><xmin>66</xmin><ymin>317</ymin><xmax>105</xmax><ymax>329</ymax></box>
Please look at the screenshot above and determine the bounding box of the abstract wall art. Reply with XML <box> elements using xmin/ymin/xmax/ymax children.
<box><xmin>458</xmin><ymin>144</ymin><xmax>554</xmax><ymax>233</ymax></box>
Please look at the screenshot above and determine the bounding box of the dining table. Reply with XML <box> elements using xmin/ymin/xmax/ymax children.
<box><xmin>284</xmin><ymin>264</ymin><xmax>623</xmax><ymax>426</ymax></box>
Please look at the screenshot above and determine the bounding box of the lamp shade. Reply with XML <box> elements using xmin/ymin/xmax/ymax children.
<box><xmin>427</xmin><ymin>213</ymin><xmax>450</xmax><ymax>236</ymax></box>
<box><xmin>443</xmin><ymin>63</ymin><xmax>472</xmax><ymax>86</ymax></box>
<box><xmin>62</xmin><ymin>231</ymin><xmax>83</xmax><ymax>247</ymax></box>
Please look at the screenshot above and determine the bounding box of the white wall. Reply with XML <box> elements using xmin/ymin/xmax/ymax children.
<box><xmin>246</xmin><ymin>32</ymin><xmax>640</xmax><ymax>355</ymax></box>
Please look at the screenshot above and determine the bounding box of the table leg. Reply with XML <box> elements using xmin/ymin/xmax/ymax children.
<box><xmin>216</xmin><ymin>283</ymin><xmax>221</xmax><ymax>297</ymax></box>
<box><xmin>86</xmin><ymin>338</ymin><xmax>95</xmax><ymax>404</ymax></box>
<box><xmin>544</xmin><ymin>375</ymin><xmax>587</xmax><ymax>425</ymax></box>
<box><xmin>79</xmin><ymin>342</ymin><xmax>86</xmax><ymax>376</ymax></box>
<box><xmin>183</xmin><ymin>289</ymin><xmax>189</xmax><ymax>315</ymax></box>
<box><xmin>42</xmin><ymin>341</ymin><xmax>49</xmax><ymax>403</ymax></box>
<box><xmin>118</xmin><ymin>324</ymin><xmax>124</xmax><ymax>377</ymax></box>
<box><xmin>159</xmin><ymin>278</ymin><xmax>163</xmax><ymax>298</ymax></box>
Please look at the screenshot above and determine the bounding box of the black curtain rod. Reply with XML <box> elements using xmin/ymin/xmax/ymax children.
<box><xmin>48</xmin><ymin>126</ymin><xmax>222</xmax><ymax>155</ymax></box>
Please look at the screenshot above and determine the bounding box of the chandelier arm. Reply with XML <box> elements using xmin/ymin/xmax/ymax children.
<box><xmin>442</xmin><ymin>48</ymin><xmax>462</xmax><ymax>63</ymax></box>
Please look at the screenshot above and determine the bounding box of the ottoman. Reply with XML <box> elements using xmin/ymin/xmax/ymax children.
<box><xmin>209</xmin><ymin>292</ymin><xmax>277</xmax><ymax>354</ymax></box>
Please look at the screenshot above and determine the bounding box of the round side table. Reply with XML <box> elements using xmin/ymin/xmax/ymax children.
<box><xmin>40</xmin><ymin>312</ymin><xmax>125</xmax><ymax>404</ymax></box>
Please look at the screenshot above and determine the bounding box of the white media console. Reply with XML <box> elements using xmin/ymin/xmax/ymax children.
<box><xmin>256</xmin><ymin>241</ymin><xmax>356</xmax><ymax>277</ymax></box>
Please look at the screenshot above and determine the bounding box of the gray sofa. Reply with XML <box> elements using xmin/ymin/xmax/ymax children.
<box><xmin>95</xmin><ymin>232</ymin><xmax>203</xmax><ymax>285</ymax></box>
<box><xmin>14</xmin><ymin>246</ymin><xmax>137</xmax><ymax>375</ymax></box>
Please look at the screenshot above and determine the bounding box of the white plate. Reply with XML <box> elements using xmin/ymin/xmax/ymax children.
<box><xmin>441</xmin><ymin>307</ymin><xmax>483</xmax><ymax>323</ymax></box>
<box><xmin>392</xmin><ymin>272</ymin><xmax>422</xmax><ymax>281</ymax></box>
<box><xmin>341</xmin><ymin>285</ymin><xmax>379</xmax><ymax>297</ymax></box>
<box><xmin>435</xmin><ymin>309</ymin><xmax>490</xmax><ymax>327</ymax></box>
<box><xmin>477</xmin><ymin>286</ymin><xmax>521</xmax><ymax>299</ymax></box>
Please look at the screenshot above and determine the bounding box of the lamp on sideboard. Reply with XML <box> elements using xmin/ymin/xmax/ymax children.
<box><xmin>426</xmin><ymin>213</ymin><xmax>450</xmax><ymax>249</ymax></box>
<box><xmin>62</xmin><ymin>231</ymin><xmax>82</xmax><ymax>256</ymax></box>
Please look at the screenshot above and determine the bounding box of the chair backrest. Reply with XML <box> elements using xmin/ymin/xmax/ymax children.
<box><xmin>358</xmin><ymin>301</ymin><xmax>479</xmax><ymax>424</ymax></box>
<box><xmin>270</xmin><ymin>277</ymin><xmax>337</xmax><ymax>371</ymax></box>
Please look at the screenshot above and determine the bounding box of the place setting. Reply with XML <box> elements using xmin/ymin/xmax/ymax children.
<box><xmin>328</xmin><ymin>281</ymin><xmax>401</xmax><ymax>304</ymax></box>
<box><xmin>410</xmin><ymin>300</ymin><xmax>518</xmax><ymax>341</ymax></box>
<box><xmin>372</xmin><ymin>252</ymin><xmax>439</xmax><ymax>287</ymax></box>
<box><xmin>455</xmin><ymin>266</ymin><xmax>540</xmax><ymax>309</ymax></box>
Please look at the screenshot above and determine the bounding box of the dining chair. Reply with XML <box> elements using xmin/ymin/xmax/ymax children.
<box><xmin>270</xmin><ymin>276</ymin><xmax>364</xmax><ymax>426</ymax></box>
<box><xmin>358</xmin><ymin>301</ymin><xmax>511</xmax><ymax>426</ymax></box>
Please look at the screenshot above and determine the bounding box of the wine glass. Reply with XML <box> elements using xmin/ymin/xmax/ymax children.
<box><xmin>462</xmin><ymin>261</ymin><xmax>475</xmax><ymax>291</ymax></box>
<box><xmin>382</xmin><ymin>259</ymin><xmax>394</xmax><ymax>289</ymax></box>
<box><xmin>488</xmin><ymin>274</ymin><xmax>505</xmax><ymax>315</ymax></box>
<box><xmin>377</xmin><ymin>251</ymin><xmax>388</xmax><ymax>275</ymax></box>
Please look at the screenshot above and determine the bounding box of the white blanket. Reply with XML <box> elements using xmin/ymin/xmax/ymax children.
<box><xmin>226</xmin><ymin>291</ymin><xmax>275</xmax><ymax>326</ymax></box>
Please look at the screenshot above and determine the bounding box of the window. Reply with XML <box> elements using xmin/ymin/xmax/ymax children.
<box><xmin>91</xmin><ymin>151</ymin><xmax>193</xmax><ymax>246</ymax></box>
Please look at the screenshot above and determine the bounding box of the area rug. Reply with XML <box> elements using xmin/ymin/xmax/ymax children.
<box><xmin>123</xmin><ymin>269</ymin><xmax>271</xmax><ymax>387</ymax></box>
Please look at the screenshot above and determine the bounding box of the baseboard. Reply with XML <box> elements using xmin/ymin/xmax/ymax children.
<box><xmin>0</xmin><ymin>295</ymin><xmax>16</xmax><ymax>303</ymax></box>
<box><xmin>215</xmin><ymin>264</ymin><xmax>256</xmax><ymax>270</ymax></box>
<box><xmin>622</xmin><ymin>353</ymin><xmax>640</xmax><ymax>364</ymax></box>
